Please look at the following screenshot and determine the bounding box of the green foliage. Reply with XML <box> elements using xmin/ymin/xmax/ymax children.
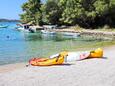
<box><xmin>59</xmin><ymin>0</ymin><xmax>85</xmax><ymax>25</ymax></box>
<box><xmin>20</xmin><ymin>0</ymin><xmax>42</xmax><ymax>25</ymax></box>
<box><xmin>44</xmin><ymin>0</ymin><xmax>62</xmax><ymax>25</ymax></box>
<box><xmin>94</xmin><ymin>0</ymin><xmax>109</xmax><ymax>15</ymax></box>
<box><xmin>20</xmin><ymin>0</ymin><xmax>115</xmax><ymax>28</ymax></box>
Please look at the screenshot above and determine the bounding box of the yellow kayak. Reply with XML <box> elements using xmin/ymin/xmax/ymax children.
<box><xmin>29</xmin><ymin>51</ymin><xmax>68</xmax><ymax>66</ymax></box>
<box><xmin>29</xmin><ymin>48</ymin><xmax>103</xmax><ymax>66</ymax></box>
<box><xmin>88</xmin><ymin>48</ymin><xmax>103</xmax><ymax>58</ymax></box>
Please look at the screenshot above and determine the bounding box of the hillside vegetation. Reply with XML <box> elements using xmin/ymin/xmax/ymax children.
<box><xmin>20</xmin><ymin>0</ymin><xmax>115</xmax><ymax>29</ymax></box>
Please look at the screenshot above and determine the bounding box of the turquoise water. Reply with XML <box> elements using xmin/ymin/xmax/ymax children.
<box><xmin>0</xmin><ymin>22</ymin><xmax>114</xmax><ymax>65</ymax></box>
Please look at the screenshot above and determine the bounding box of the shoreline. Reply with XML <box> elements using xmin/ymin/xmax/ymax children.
<box><xmin>0</xmin><ymin>45</ymin><xmax>115</xmax><ymax>73</ymax></box>
<box><xmin>0</xmin><ymin>45</ymin><xmax>115</xmax><ymax>86</ymax></box>
<box><xmin>1</xmin><ymin>27</ymin><xmax>115</xmax><ymax>74</ymax></box>
<box><xmin>53</xmin><ymin>28</ymin><xmax>115</xmax><ymax>40</ymax></box>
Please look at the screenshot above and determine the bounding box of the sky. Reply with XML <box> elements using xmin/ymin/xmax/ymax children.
<box><xmin>0</xmin><ymin>0</ymin><xmax>45</xmax><ymax>20</ymax></box>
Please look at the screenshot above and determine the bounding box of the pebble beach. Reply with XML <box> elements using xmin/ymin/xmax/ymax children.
<box><xmin>0</xmin><ymin>45</ymin><xmax>115</xmax><ymax>86</ymax></box>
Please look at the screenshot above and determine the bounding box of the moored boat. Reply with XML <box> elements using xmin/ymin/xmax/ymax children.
<box><xmin>16</xmin><ymin>24</ymin><xmax>36</xmax><ymax>33</ymax></box>
<box><xmin>0</xmin><ymin>25</ymin><xmax>8</xmax><ymax>28</ymax></box>
<box><xmin>41</xmin><ymin>30</ymin><xmax>56</xmax><ymax>35</ymax></box>
<box><xmin>60</xmin><ymin>32</ymin><xmax>80</xmax><ymax>37</ymax></box>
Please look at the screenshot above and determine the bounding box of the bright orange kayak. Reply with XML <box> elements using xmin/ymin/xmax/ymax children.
<box><xmin>29</xmin><ymin>51</ymin><xmax>68</xmax><ymax>66</ymax></box>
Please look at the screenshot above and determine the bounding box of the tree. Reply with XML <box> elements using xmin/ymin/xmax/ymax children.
<box><xmin>58</xmin><ymin>0</ymin><xmax>115</xmax><ymax>28</ymax></box>
<box><xmin>20</xmin><ymin>0</ymin><xmax>42</xmax><ymax>25</ymax></box>
<box><xmin>20</xmin><ymin>0</ymin><xmax>115</xmax><ymax>28</ymax></box>
<box><xmin>43</xmin><ymin>0</ymin><xmax>62</xmax><ymax>25</ymax></box>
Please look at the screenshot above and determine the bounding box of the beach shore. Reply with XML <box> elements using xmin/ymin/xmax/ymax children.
<box><xmin>0</xmin><ymin>45</ymin><xmax>115</xmax><ymax>86</ymax></box>
<box><xmin>49</xmin><ymin>27</ymin><xmax>115</xmax><ymax>40</ymax></box>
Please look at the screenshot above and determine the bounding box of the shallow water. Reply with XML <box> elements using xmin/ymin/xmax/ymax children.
<box><xmin>0</xmin><ymin>22</ymin><xmax>115</xmax><ymax>65</ymax></box>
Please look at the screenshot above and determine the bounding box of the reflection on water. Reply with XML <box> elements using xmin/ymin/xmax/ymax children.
<box><xmin>0</xmin><ymin>22</ymin><xmax>115</xmax><ymax>65</ymax></box>
<box><xmin>25</xmin><ymin>32</ymin><xmax>77</xmax><ymax>42</ymax></box>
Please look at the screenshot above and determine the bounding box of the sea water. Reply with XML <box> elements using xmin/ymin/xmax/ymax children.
<box><xmin>0</xmin><ymin>22</ymin><xmax>114</xmax><ymax>65</ymax></box>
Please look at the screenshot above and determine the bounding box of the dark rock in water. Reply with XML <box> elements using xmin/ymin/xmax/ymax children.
<box><xmin>6</xmin><ymin>36</ymin><xmax>10</xmax><ymax>38</ymax></box>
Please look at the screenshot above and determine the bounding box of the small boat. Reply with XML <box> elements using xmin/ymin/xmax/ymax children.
<box><xmin>16</xmin><ymin>25</ymin><xmax>36</xmax><ymax>33</ymax></box>
<box><xmin>16</xmin><ymin>27</ymin><xmax>29</xmax><ymax>32</ymax></box>
<box><xmin>41</xmin><ymin>30</ymin><xmax>56</xmax><ymax>35</ymax></box>
<box><xmin>0</xmin><ymin>25</ymin><xmax>8</xmax><ymax>28</ymax></box>
<box><xmin>61</xmin><ymin>32</ymin><xmax>80</xmax><ymax>37</ymax></box>
<box><xmin>17</xmin><ymin>27</ymin><xmax>36</xmax><ymax>33</ymax></box>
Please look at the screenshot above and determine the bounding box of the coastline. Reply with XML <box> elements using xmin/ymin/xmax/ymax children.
<box><xmin>0</xmin><ymin>45</ymin><xmax>115</xmax><ymax>86</ymax></box>
<box><xmin>1</xmin><ymin>24</ymin><xmax>115</xmax><ymax>74</ymax></box>
<box><xmin>53</xmin><ymin>28</ymin><xmax>115</xmax><ymax>40</ymax></box>
<box><xmin>0</xmin><ymin>45</ymin><xmax>115</xmax><ymax>73</ymax></box>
